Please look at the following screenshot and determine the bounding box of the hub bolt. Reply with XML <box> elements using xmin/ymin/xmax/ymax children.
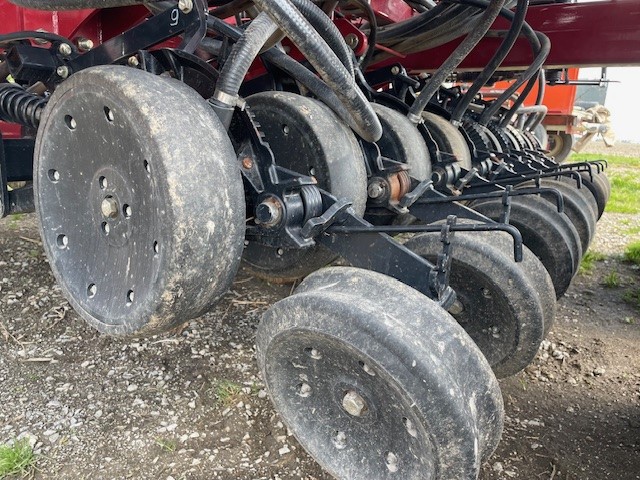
<box><xmin>367</xmin><ymin>181</ymin><xmax>385</xmax><ymax>199</ymax></box>
<box><xmin>342</xmin><ymin>390</ymin><xmax>367</xmax><ymax>417</ymax></box>
<box><xmin>101</xmin><ymin>197</ymin><xmax>119</xmax><ymax>219</ymax></box>
<box><xmin>255</xmin><ymin>197</ymin><xmax>283</xmax><ymax>227</ymax></box>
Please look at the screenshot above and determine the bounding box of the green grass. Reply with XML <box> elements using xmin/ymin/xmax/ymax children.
<box><xmin>215</xmin><ymin>380</ymin><xmax>243</xmax><ymax>406</ymax></box>
<box><xmin>573</xmin><ymin>154</ymin><xmax>640</xmax><ymax>214</ymax></box>
<box><xmin>579</xmin><ymin>250</ymin><xmax>606</xmax><ymax>275</ymax></box>
<box><xmin>155</xmin><ymin>438</ymin><xmax>177</xmax><ymax>452</ymax></box>
<box><xmin>0</xmin><ymin>438</ymin><xmax>36</xmax><ymax>478</ymax></box>
<box><xmin>623</xmin><ymin>288</ymin><xmax>640</xmax><ymax>311</ymax></box>
<box><xmin>624</xmin><ymin>241</ymin><xmax>640</xmax><ymax>266</ymax></box>
<box><xmin>602</xmin><ymin>271</ymin><xmax>621</xmax><ymax>288</ymax></box>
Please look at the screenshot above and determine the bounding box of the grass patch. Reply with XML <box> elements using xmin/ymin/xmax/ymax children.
<box><xmin>623</xmin><ymin>288</ymin><xmax>640</xmax><ymax>311</ymax></box>
<box><xmin>155</xmin><ymin>438</ymin><xmax>177</xmax><ymax>452</ymax></box>
<box><xmin>215</xmin><ymin>380</ymin><xmax>243</xmax><ymax>406</ymax></box>
<box><xmin>0</xmin><ymin>438</ymin><xmax>36</xmax><ymax>478</ymax></box>
<box><xmin>602</xmin><ymin>271</ymin><xmax>620</xmax><ymax>288</ymax></box>
<box><xmin>573</xmin><ymin>154</ymin><xmax>640</xmax><ymax>214</ymax></box>
<box><xmin>624</xmin><ymin>241</ymin><xmax>640</xmax><ymax>266</ymax></box>
<box><xmin>579</xmin><ymin>250</ymin><xmax>606</xmax><ymax>275</ymax></box>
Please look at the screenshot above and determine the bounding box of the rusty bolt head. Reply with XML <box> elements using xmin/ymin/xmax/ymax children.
<box><xmin>242</xmin><ymin>157</ymin><xmax>253</xmax><ymax>169</ymax></box>
<box><xmin>255</xmin><ymin>197</ymin><xmax>283</xmax><ymax>227</ymax></box>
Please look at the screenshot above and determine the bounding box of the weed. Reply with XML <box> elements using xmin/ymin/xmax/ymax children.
<box><xmin>624</xmin><ymin>241</ymin><xmax>640</xmax><ymax>266</ymax></box>
<box><xmin>602</xmin><ymin>271</ymin><xmax>620</xmax><ymax>288</ymax></box>
<box><xmin>155</xmin><ymin>438</ymin><xmax>177</xmax><ymax>452</ymax></box>
<box><xmin>579</xmin><ymin>250</ymin><xmax>606</xmax><ymax>275</ymax></box>
<box><xmin>215</xmin><ymin>380</ymin><xmax>243</xmax><ymax>406</ymax></box>
<box><xmin>623</xmin><ymin>288</ymin><xmax>640</xmax><ymax>311</ymax></box>
<box><xmin>0</xmin><ymin>438</ymin><xmax>36</xmax><ymax>478</ymax></box>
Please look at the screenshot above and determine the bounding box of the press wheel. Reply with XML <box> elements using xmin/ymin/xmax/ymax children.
<box><xmin>404</xmin><ymin>232</ymin><xmax>546</xmax><ymax>377</ymax></box>
<box><xmin>518</xmin><ymin>179</ymin><xmax>596</xmax><ymax>254</ymax></box>
<box><xmin>34</xmin><ymin>66</ymin><xmax>245</xmax><ymax>335</ymax></box>
<box><xmin>421</xmin><ymin>112</ymin><xmax>472</xmax><ymax>170</ymax></box>
<box><xmin>257</xmin><ymin>267</ymin><xmax>504</xmax><ymax>479</ymax></box>
<box><xmin>241</xmin><ymin>92</ymin><xmax>367</xmax><ymax>283</ymax></box>
<box><xmin>471</xmin><ymin>195</ymin><xmax>582</xmax><ymax>298</ymax></box>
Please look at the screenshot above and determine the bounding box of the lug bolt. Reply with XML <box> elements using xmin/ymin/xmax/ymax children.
<box><xmin>342</xmin><ymin>390</ymin><xmax>367</xmax><ymax>417</ymax></box>
<box><xmin>56</xmin><ymin>66</ymin><xmax>69</xmax><ymax>79</ymax></box>
<box><xmin>76</xmin><ymin>38</ymin><xmax>94</xmax><ymax>51</ymax></box>
<box><xmin>178</xmin><ymin>0</ymin><xmax>193</xmax><ymax>13</ymax></box>
<box><xmin>58</xmin><ymin>43</ymin><xmax>72</xmax><ymax>57</ymax></box>
<box><xmin>101</xmin><ymin>197</ymin><xmax>119</xmax><ymax>219</ymax></box>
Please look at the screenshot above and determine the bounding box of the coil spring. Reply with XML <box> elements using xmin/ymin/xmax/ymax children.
<box><xmin>0</xmin><ymin>83</ymin><xmax>47</xmax><ymax>129</ymax></box>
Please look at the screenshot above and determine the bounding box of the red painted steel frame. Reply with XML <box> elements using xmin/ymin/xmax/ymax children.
<box><xmin>378</xmin><ymin>0</ymin><xmax>640</xmax><ymax>72</ymax></box>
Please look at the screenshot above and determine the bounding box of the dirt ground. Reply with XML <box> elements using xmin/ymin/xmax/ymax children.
<box><xmin>1</xmin><ymin>147</ymin><xmax>639</xmax><ymax>479</ymax></box>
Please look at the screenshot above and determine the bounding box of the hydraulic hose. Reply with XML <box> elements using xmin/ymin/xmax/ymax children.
<box><xmin>479</xmin><ymin>31</ymin><xmax>549</xmax><ymax>125</ymax></box>
<box><xmin>214</xmin><ymin>12</ymin><xmax>278</xmax><ymax>107</ymax></box>
<box><xmin>252</xmin><ymin>0</ymin><xmax>382</xmax><ymax>141</ymax></box>
<box><xmin>407</xmin><ymin>0</ymin><xmax>506</xmax><ymax>124</ymax></box>
<box><xmin>450</xmin><ymin>0</ymin><xmax>529</xmax><ymax>124</ymax></box>
<box><xmin>204</xmin><ymin>16</ymin><xmax>377</xmax><ymax>141</ymax></box>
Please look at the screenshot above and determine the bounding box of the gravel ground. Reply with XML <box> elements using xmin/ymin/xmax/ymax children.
<box><xmin>1</xmin><ymin>146</ymin><xmax>639</xmax><ymax>479</ymax></box>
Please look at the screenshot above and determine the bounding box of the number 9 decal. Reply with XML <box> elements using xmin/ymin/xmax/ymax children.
<box><xmin>170</xmin><ymin>8</ymin><xmax>180</xmax><ymax>27</ymax></box>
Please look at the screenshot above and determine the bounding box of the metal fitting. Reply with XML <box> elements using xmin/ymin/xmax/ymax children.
<box><xmin>178</xmin><ymin>0</ymin><xmax>193</xmax><ymax>13</ymax></box>
<box><xmin>76</xmin><ymin>38</ymin><xmax>94</xmax><ymax>52</ymax></box>
<box><xmin>58</xmin><ymin>43</ymin><xmax>72</xmax><ymax>57</ymax></box>
<box><xmin>367</xmin><ymin>181</ymin><xmax>386</xmax><ymax>199</ymax></box>
<box><xmin>127</xmin><ymin>56</ymin><xmax>140</xmax><ymax>67</ymax></box>
<box><xmin>255</xmin><ymin>197</ymin><xmax>283</xmax><ymax>227</ymax></box>
<box><xmin>56</xmin><ymin>66</ymin><xmax>69</xmax><ymax>79</ymax></box>
<box><xmin>344</xmin><ymin>33</ymin><xmax>359</xmax><ymax>50</ymax></box>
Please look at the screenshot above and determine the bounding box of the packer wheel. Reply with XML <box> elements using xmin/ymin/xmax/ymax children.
<box><xmin>34</xmin><ymin>66</ymin><xmax>245</xmax><ymax>335</ymax></box>
<box><xmin>404</xmin><ymin>232</ymin><xmax>547</xmax><ymax>378</ymax></box>
<box><xmin>257</xmin><ymin>267</ymin><xmax>504</xmax><ymax>479</ymax></box>
<box><xmin>471</xmin><ymin>195</ymin><xmax>582</xmax><ymax>298</ymax></box>
<box><xmin>242</xmin><ymin>91</ymin><xmax>367</xmax><ymax>283</ymax></box>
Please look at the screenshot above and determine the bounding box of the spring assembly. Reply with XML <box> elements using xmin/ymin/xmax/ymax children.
<box><xmin>0</xmin><ymin>83</ymin><xmax>47</xmax><ymax>128</ymax></box>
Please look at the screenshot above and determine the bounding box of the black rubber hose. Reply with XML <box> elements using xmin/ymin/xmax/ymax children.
<box><xmin>214</xmin><ymin>12</ymin><xmax>278</xmax><ymax>103</ymax></box>
<box><xmin>252</xmin><ymin>0</ymin><xmax>382</xmax><ymax>141</ymax></box>
<box><xmin>480</xmin><ymin>31</ymin><xmax>549</xmax><ymax>125</ymax></box>
<box><xmin>535</xmin><ymin>68</ymin><xmax>545</xmax><ymax>105</ymax></box>
<box><xmin>203</xmin><ymin>18</ymin><xmax>370</xmax><ymax>137</ymax></box>
<box><xmin>407</xmin><ymin>0</ymin><xmax>506</xmax><ymax>123</ymax></box>
<box><xmin>450</xmin><ymin>0</ymin><xmax>529</xmax><ymax>123</ymax></box>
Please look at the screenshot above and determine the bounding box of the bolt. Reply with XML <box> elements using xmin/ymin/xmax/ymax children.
<box><xmin>449</xmin><ymin>299</ymin><xmax>465</xmax><ymax>315</ymax></box>
<box><xmin>344</xmin><ymin>33</ymin><xmax>359</xmax><ymax>50</ymax></box>
<box><xmin>101</xmin><ymin>197</ymin><xmax>119</xmax><ymax>219</ymax></box>
<box><xmin>76</xmin><ymin>38</ymin><xmax>94</xmax><ymax>51</ymax></box>
<box><xmin>367</xmin><ymin>181</ymin><xmax>385</xmax><ymax>199</ymax></box>
<box><xmin>127</xmin><ymin>56</ymin><xmax>139</xmax><ymax>67</ymax></box>
<box><xmin>391</xmin><ymin>66</ymin><xmax>401</xmax><ymax>75</ymax></box>
<box><xmin>342</xmin><ymin>390</ymin><xmax>367</xmax><ymax>417</ymax></box>
<box><xmin>58</xmin><ymin>43</ymin><xmax>72</xmax><ymax>57</ymax></box>
<box><xmin>56</xmin><ymin>66</ymin><xmax>69</xmax><ymax>79</ymax></box>
<box><xmin>255</xmin><ymin>197</ymin><xmax>283</xmax><ymax>227</ymax></box>
<box><xmin>298</xmin><ymin>383</ymin><xmax>312</xmax><ymax>397</ymax></box>
<box><xmin>178</xmin><ymin>0</ymin><xmax>193</xmax><ymax>13</ymax></box>
<box><xmin>242</xmin><ymin>157</ymin><xmax>253</xmax><ymax>169</ymax></box>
